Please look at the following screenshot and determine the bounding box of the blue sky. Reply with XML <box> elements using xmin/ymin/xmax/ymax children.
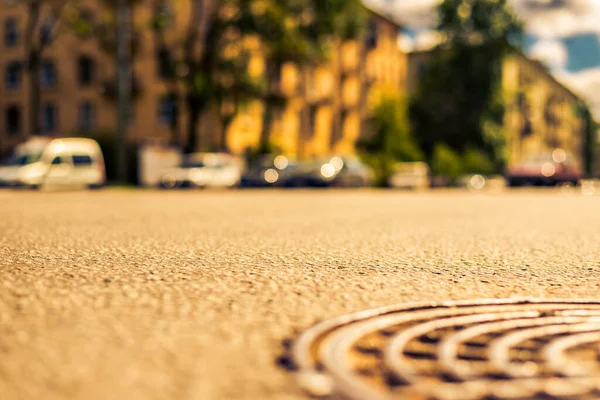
<box><xmin>366</xmin><ymin>0</ymin><xmax>600</xmax><ymax>117</ymax></box>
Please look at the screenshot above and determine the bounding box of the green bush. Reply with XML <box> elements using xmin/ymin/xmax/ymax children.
<box><xmin>431</xmin><ymin>144</ymin><xmax>462</xmax><ymax>179</ymax></box>
<box><xmin>462</xmin><ymin>148</ymin><xmax>495</xmax><ymax>175</ymax></box>
<box><xmin>358</xmin><ymin>93</ymin><xmax>423</xmax><ymax>187</ymax></box>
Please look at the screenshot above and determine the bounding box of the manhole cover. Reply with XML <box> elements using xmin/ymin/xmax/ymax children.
<box><xmin>289</xmin><ymin>298</ymin><xmax>600</xmax><ymax>400</ymax></box>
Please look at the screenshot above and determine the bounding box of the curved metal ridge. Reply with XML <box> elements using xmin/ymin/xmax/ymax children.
<box><xmin>290</xmin><ymin>298</ymin><xmax>600</xmax><ymax>400</ymax></box>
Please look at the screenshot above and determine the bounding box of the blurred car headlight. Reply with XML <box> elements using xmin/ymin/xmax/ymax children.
<box><xmin>330</xmin><ymin>156</ymin><xmax>344</xmax><ymax>172</ymax></box>
<box><xmin>320</xmin><ymin>163</ymin><xmax>336</xmax><ymax>179</ymax></box>
<box><xmin>541</xmin><ymin>163</ymin><xmax>556</xmax><ymax>177</ymax></box>
<box><xmin>274</xmin><ymin>155</ymin><xmax>289</xmax><ymax>170</ymax></box>
<box><xmin>263</xmin><ymin>168</ymin><xmax>279</xmax><ymax>183</ymax></box>
<box><xmin>552</xmin><ymin>149</ymin><xmax>566</xmax><ymax>163</ymax></box>
<box><xmin>470</xmin><ymin>174</ymin><xmax>486</xmax><ymax>190</ymax></box>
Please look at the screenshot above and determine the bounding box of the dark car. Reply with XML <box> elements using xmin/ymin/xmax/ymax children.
<box><xmin>240</xmin><ymin>155</ymin><xmax>295</xmax><ymax>187</ymax></box>
<box><xmin>505</xmin><ymin>149</ymin><xmax>581</xmax><ymax>187</ymax></box>
<box><xmin>282</xmin><ymin>156</ymin><xmax>372</xmax><ymax>188</ymax></box>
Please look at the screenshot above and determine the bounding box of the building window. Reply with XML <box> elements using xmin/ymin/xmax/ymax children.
<box><xmin>158</xmin><ymin>94</ymin><xmax>177</xmax><ymax>126</ymax></box>
<box><xmin>40</xmin><ymin>16</ymin><xmax>53</xmax><ymax>45</ymax></box>
<box><xmin>6</xmin><ymin>61</ymin><xmax>21</xmax><ymax>89</ymax></box>
<box><xmin>42</xmin><ymin>103</ymin><xmax>57</xmax><ymax>132</ymax></box>
<box><xmin>5</xmin><ymin>105</ymin><xmax>21</xmax><ymax>135</ymax></box>
<box><xmin>308</xmin><ymin>105</ymin><xmax>318</xmax><ymax>137</ymax></box>
<box><xmin>515</xmin><ymin>92</ymin><xmax>527</xmax><ymax>108</ymax></box>
<box><xmin>157</xmin><ymin>48</ymin><xmax>175</xmax><ymax>79</ymax></box>
<box><xmin>4</xmin><ymin>17</ymin><xmax>18</xmax><ymax>47</ymax></box>
<box><xmin>79</xmin><ymin>101</ymin><xmax>95</xmax><ymax>131</ymax></box>
<box><xmin>521</xmin><ymin>118</ymin><xmax>532</xmax><ymax>138</ymax></box>
<box><xmin>78</xmin><ymin>56</ymin><xmax>95</xmax><ymax>86</ymax></box>
<box><xmin>40</xmin><ymin>61</ymin><xmax>56</xmax><ymax>88</ymax></box>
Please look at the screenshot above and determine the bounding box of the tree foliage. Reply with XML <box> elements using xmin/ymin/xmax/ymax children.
<box><xmin>65</xmin><ymin>0</ymin><xmax>144</xmax><ymax>102</ymax></box>
<box><xmin>410</xmin><ymin>0</ymin><xmax>522</xmax><ymax>171</ymax></box>
<box><xmin>20</xmin><ymin>0</ymin><xmax>70</xmax><ymax>135</ymax></box>
<box><xmin>63</xmin><ymin>0</ymin><xmax>367</xmax><ymax>154</ymax></box>
<box><xmin>579</xmin><ymin>104</ymin><xmax>597</xmax><ymax>177</ymax></box>
<box><xmin>255</xmin><ymin>0</ymin><xmax>367</xmax><ymax>154</ymax></box>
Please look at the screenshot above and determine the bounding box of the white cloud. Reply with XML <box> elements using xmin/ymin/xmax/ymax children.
<box><xmin>510</xmin><ymin>0</ymin><xmax>600</xmax><ymax>38</ymax></box>
<box><xmin>555</xmin><ymin>68</ymin><xmax>600</xmax><ymax>118</ymax></box>
<box><xmin>368</xmin><ymin>0</ymin><xmax>600</xmax><ymax>39</ymax></box>
<box><xmin>529</xmin><ymin>39</ymin><xmax>568</xmax><ymax>68</ymax></box>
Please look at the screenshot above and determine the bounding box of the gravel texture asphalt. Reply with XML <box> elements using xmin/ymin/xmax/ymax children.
<box><xmin>0</xmin><ymin>188</ymin><xmax>599</xmax><ymax>400</ymax></box>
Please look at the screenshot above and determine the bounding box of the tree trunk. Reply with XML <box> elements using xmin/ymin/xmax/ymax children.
<box><xmin>220</xmin><ymin>116</ymin><xmax>234</xmax><ymax>152</ymax></box>
<box><xmin>259</xmin><ymin>60</ymin><xmax>279</xmax><ymax>155</ymax></box>
<box><xmin>185</xmin><ymin>100</ymin><xmax>200</xmax><ymax>154</ymax></box>
<box><xmin>27</xmin><ymin>53</ymin><xmax>41</xmax><ymax>136</ymax></box>
<box><xmin>259</xmin><ymin>101</ymin><xmax>273</xmax><ymax>154</ymax></box>
<box><xmin>356</xmin><ymin>42</ymin><xmax>371</xmax><ymax>141</ymax></box>
<box><xmin>330</xmin><ymin>43</ymin><xmax>344</xmax><ymax>150</ymax></box>
<box><xmin>297</xmin><ymin>65</ymin><xmax>312</xmax><ymax>159</ymax></box>
<box><xmin>24</xmin><ymin>1</ymin><xmax>41</xmax><ymax>138</ymax></box>
<box><xmin>170</xmin><ymin>93</ymin><xmax>180</xmax><ymax>147</ymax></box>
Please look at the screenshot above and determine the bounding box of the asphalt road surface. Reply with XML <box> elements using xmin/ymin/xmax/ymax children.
<box><xmin>1</xmin><ymin>188</ymin><xmax>599</xmax><ymax>400</ymax></box>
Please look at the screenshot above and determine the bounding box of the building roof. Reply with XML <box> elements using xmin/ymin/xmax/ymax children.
<box><xmin>510</xmin><ymin>48</ymin><xmax>583</xmax><ymax>104</ymax></box>
<box><xmin>362</xmin><ymin>2</ymin><xmax>403</xmax><ymax>29</ymax></box>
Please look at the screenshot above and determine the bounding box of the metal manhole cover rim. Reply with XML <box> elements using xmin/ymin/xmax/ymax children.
<box><xmin>289</xmin><ymin>297</ymin><xmax>600</xmax><ymax>400</ymax></box>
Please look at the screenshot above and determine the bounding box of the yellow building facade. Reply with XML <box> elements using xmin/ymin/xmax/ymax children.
<box><xmin>0</xmin><ymin>0</ymin><xmax>406</xmax><ymax>160</ymax></box>
<box><xmin>502</xmin><ymin>52</ymin><xmax>586</xmax><ymax>167</ymax></box>
<box><xmin>406</xmin><ymin>49</ymin><xmax>588</xmax><ymax>168</ymax></box>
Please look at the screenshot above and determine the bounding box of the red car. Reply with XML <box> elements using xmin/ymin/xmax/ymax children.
<box><xmin>505</xmin><ymin>150</ymin><xmax>582</xmax><ymax>187</ymax></box>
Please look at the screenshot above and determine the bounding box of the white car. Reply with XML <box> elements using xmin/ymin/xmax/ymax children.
<box><xmin>159</xmin><ymin>153</ymin><xmax>242</xmax><ymax>189</ymax></box>
<box><xmin>388</xmin><ymin>162</ymin><xmax>430</xmax><ymax>190</ymax></box>
<box><xmin>0</xmin><ymin>137</ymin><xmax>106</xmax><ymax>189</ymax></box>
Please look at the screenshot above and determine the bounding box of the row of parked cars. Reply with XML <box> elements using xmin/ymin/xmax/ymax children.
<box><xmin>158</xmin><ymin>149</ymin><xmax>584</xmax><ymax>190</ymax></box>
<box><xmin>158</xmin><ymin>154</ymin><xmax>375</xmax><ymax>189</ymax></box>
<box><xmin>0</xmin><ymin>137</ymin><xmax>585</xmax><ymax>190</ymax></box>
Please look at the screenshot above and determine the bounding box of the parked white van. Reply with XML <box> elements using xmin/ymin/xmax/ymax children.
<box><xmin>0</xmin><ymin>137</ymin><xmax>106</xmax><ymax>189</ymax></box>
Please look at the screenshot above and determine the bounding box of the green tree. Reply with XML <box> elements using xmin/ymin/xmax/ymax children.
<box><xmin>177</xmin><ymin>0</ymin><xmax>271</xmax><ymax>153</ymax></box>
<box><xmin>21</xmin><ymin>0</ymin><xmax>71</xmax><ymax>136</ymax></box>
<box><xmin>410</xmin><ymin>0</ymin><xmax>522</xmax><ymax>170</ymax></box>
<box><xmin>213</xmin><ymin>46</ymin><xmax>264</xmax><ymax>151</ymax></box>
<box><xmin>578</xmin><ymin>104</ymin><xmax>597</xmax><ymax>178</ymax></box>
<box><xmin>357</xmin><ymin>93</ymin><xmax>423</xmax><ymax>187</ymax></box>
<box><xmin>66</xmin><ymin>1</ymin><xmax>144</xmax><ymax>103</ymax></box>
<box><xmin>150</xmin><ymin>0</ymin><xmax>281</xmax><ymax>153</ymax></box>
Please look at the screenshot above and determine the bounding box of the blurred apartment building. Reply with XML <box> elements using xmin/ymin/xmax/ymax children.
<box><xmin>0</xmin><ymin>0</ymin><xmax>590</xmax><ymax>165</ymax></box>
<box><xmin>0</xmin><ymin>0</ymin><xmax>405</xmax><ymax>159</ymax></box>
<box><xmin>406</xmin><ymin>49</ymin><xmax>589</xmax><ymax>167</ymax></box>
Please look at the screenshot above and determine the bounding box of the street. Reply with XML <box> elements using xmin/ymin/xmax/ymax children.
<box><xmin>1</xmin><ymin>189</ymin><xmax>599</xmax><ymax>400</ymax></box>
